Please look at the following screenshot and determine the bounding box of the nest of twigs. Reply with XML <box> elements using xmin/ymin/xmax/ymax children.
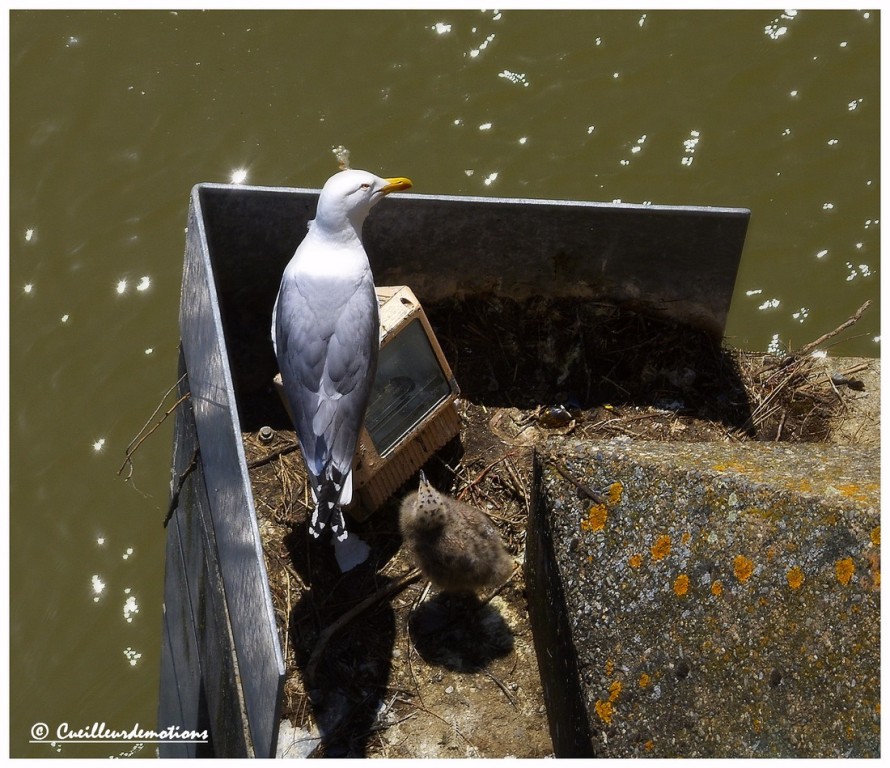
<box><xmin>241</xmin><ymin>298</ymin><xmax>870</xmax><ymax>757</ymax></box>
<box><xmin>245</xmin><ymin>427</ymin><xmax>540</xmax><ymax>757</ymax></box>
<box><xmin>423</xmin><ymin>296</ymin><xmax>867</xmax><ymax>442</ymax></box>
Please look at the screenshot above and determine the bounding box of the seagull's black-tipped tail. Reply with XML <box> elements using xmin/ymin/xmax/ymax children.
<box><xmin>308</xmin><ymin>481</ymin><xmax>340</xmax><ymax>539</ymax></box>
<box><xmin>309</xmin><ymin>481</ymin><xmax>370</xmax><ymax>572</ymax></box>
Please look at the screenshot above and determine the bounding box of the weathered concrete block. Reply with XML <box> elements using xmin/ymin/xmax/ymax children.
<box><xmin>527</xmin><ymin>440</ymin><xmax>879</xmax><ymax>758</ymax></box>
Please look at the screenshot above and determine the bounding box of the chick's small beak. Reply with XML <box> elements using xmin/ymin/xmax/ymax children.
<box><xmin>382</xmin><ymin>177</ymin><xmax>413</xmax><ymax>194</ymax></box>
<box><xmin>418</xmin><ymin>469</ymin><xmax>429</xmax><ymax>487</ymax></box>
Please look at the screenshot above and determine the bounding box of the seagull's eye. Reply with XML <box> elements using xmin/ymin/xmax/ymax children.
<box><xmin>359</xmin><ymin>183</ymin><xmax>371</xmax><ymax>190</ymax></box>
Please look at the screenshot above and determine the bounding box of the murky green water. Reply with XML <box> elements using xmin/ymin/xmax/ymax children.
<box><xmin>9</xmin><ymin>9</ymin><xmax>879</xmax><ymax>758</ymax></box>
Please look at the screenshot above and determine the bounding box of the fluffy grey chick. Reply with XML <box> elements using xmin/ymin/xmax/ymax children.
<box><xmin>399</xmin><ymin>471</ymin><xmax>513</xmax><ymax>593</ymax></box>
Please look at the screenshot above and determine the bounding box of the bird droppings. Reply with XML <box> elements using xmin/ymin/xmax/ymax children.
<box><xmin>835</xmin><ymin>557</ymin><xmax>855</xmax><ymax>586</ymax></box>
<box><xmin>733</xmin><ymin>555</ymin><xmax>755</xmax><ymax>583</ymax></box>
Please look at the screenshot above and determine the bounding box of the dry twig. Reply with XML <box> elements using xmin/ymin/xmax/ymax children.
<box><xmin>248</xmin><ymin>441</ymin><xmax>300</xmax><ymax>469</ymax></box>
<box><xmin>119</xmin><ymin>379</ymin><xmax>190</xmax><ymax>480</ymax></box>
<box><xmin>797</xmin><ymin>300</ymin><xmax>871</xmax><ymax>356</ymax></box>
<box><xmin>542</xmin><ymin>456</ymin><xmax>607</xmax><ymax>504</ymax></box>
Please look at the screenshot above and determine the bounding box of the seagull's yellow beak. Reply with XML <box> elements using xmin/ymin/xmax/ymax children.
<box><xmin>382</xmin><ymin>177</ymin><xmax>413</xmax><ymax>194</ymax></box>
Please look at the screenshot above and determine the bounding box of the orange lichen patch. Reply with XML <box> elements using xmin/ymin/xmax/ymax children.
<box><xmin>733</xmin><ymin>555</ymin><xmax>755</xmax><ymax>583</ymax></box>
<box><xmin>711</xmin><ymin>580</ymin><xmax>724</xmax><ymax>597</ymax></box>
<box><xmin>595</xmin><ymin>699</ymin><xmax>614</xmax><ymax>725</ymax></box>
<box><xmin>871</xmin><ymin>526</ymin><xmax>880</xmax><ymax>547</ymax></box>
<box><xmin>651</xmin><ymin>534</ymin><xmax>672</xmax><ymax>562</ymax></box>
<box><xmin>834</xmin><ymin>483</ymin><xmax>880</xmax><ymax>503</ymax></box>
<box><xmin>644</xmin><ymin>740</ymin><xmax>654</xmax><ymax>752</ymax></box>
<box><xmin>639</xmin><ymin>673</ymin><xmax>651</xmax><ymax>688</ymax></box>
<box><xmin>786</xmin><ymin>567</ymin><xmax>805</xmax><ymax>590</ymax></box>
<box><xmin>796</xmin><ymin>478</ymin><xmax>813</xmax><ymax>494</ymax></box>
<box><xmin>605</xmin><ymin>659</ymin><xmax>614</xmax><ymax>676</ymax></box>
<box><xmin>835</xmin><ymin>484</ymin><xmax>861</xmax><ymax>498</ymax></box>
<box><xmin>712</xmin><ymin>460</ymin><xmax>748</xmax><ymax>472</ymax></box>
<box><xmin>629</xmin><ymin>553</ymin><xmax>643</xmax><ymax>569</ymax></box>
<box><xmin>752</xmin><ymin>718</ymin><xmax>763</xmax><ymax>734</ymax></box>
<box><xmin>673</xmin><ymin>574</ymin><xmax>690</xmax><ymax>597</ymax></box>
<box><xmin>607</xmin><ymin>481</ymin><xmax>624</xmax><ymax>506</ymax></box>
<box><xmin>681</xmin><ymin>531</ymin><xmax>691</xmax><ymax>545</ymax></box>
<box><xmin>581</xmin><ymin>503</ymin><xmax>608</xmax><ymax>532</ymax></box>
<box><xmin>595</xmin><ymin>678</ymin><xmax>623</xmax><ymax>725</ymax></box>
<box><xmin>835</xmin><ymin>557</ymin><xmax>855</xmax><ymax>586</ymax></box>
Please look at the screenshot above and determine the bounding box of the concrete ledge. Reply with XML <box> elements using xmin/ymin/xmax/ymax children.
<box><xmin>527</xmin><ymin>440</ymin><xmax>880</xmax><ymax>758</ymax></box>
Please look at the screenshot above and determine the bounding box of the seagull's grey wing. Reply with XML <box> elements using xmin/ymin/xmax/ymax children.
<box><xmin>274</xmin><ymin>269</ymin><xmax>379</xmax><ymax>481</ymax></box>
<box><xmin>313</xmin><ymin>277</ymin><xmax>379</xmax><ymax>475</ymax></box>
<box><xmin>275</xmin><ymin>272</ymin><xmax>334</xmax><ymax>480</ymax></box>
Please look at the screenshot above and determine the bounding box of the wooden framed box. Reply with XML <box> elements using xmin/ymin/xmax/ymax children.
<box><xmin>352</xmin><ymin>285</ymin><xmax>461</xmax><ymax>515</ymax></box>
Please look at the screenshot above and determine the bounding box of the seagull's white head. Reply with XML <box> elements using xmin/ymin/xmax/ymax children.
<box><xmin>314</xmin><ymin>169</ymin><xmax>412</xmax><ymax>239</ymax></box>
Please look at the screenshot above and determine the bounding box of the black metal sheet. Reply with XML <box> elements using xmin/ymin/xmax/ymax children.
<box><xmin>195</xmin><ymin>183</ymin><xmax>748</xmax><ymax>386</ymax></box>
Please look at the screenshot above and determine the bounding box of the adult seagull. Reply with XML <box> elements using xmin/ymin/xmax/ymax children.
<box><xmin>272</xmin><ymin>169</ymin><xmax>412</xmax><ymax>571</ymax></box>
